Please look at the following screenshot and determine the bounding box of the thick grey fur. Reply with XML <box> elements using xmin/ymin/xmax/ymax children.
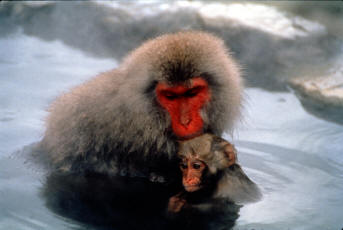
<box><xmin>38</xmin><ymin>31</ymin><xmax>243</xmax><ymax>176</ymax></box>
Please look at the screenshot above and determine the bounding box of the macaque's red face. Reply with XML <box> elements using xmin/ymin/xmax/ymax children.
<box><xmin>156</xmin><ymin>78</ymin><xmax>210</xmax><ymax>139</ymax></box>
<box><xmin>179</xmin><ymin>157</ymin><xmax>206</xmax><ymax>192</ymax></box>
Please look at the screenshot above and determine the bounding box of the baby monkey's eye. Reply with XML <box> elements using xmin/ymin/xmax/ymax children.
<box><xmin>192</xmin><ymin>162</ymin><xmax>201</xmax><ymax>170</ymax></box>
<box><xmin>180</xmin><ymin>163</ymin><xmax>188</xmax><ymax>169</ymax></box>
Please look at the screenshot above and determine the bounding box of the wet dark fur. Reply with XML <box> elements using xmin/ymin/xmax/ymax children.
<box><xmin>43</xmin><ymin>170</ymin><xmax>240</xmax><ymax>230</ymax></box>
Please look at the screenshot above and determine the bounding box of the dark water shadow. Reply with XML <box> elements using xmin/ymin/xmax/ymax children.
<box><xmin>42</xmin><ymin>171</ymin><xmax>241</xmax><ymax>230</ymax></box>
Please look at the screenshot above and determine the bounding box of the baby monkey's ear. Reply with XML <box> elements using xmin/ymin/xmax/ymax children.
<box><xmin>210</xmin><ymin>140</ymin><xmax>237</xmax><ymax>172</ymax></box>
<box><xmin>222</xmin><ymin>143</ymin><xmax>237</xmax><ymax>167</ymax></box>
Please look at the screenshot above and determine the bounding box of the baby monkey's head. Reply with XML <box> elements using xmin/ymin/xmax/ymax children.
<box><xmin>177</xmin><ymin>134</ymin><xmax>236</xmax><ymax>192</ymax></box>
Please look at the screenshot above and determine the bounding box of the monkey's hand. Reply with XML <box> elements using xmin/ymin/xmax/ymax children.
<box><xmin>149</xmin><ymin>172</ymin><xmax>166</xmax><ymax>183</ymax></box>
<box><xmin>167</xmin><ymin>193</ymin><xmax>187</xmax><ymax>213</ymax></box>
<box><xmin>223</xmin><ymin>143</ymin><xmax>237</xmax><ymax>167</ymax></box>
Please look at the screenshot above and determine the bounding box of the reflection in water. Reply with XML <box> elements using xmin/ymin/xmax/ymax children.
<box><xmin>42</xmin><ymin>172</ymin><xmax>240</xmax><ymax>230</ymax></box>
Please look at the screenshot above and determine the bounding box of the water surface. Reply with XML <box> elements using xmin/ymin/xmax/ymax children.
<box><xmin>0</xmin><ymin>32</ymin><xmax>342</xmax><ymax>230</ymax></box>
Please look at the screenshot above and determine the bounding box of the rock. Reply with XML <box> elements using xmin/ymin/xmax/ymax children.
<box><xmin>289</xmin><ymin>71</ymin><xmax>343</xmax><ymax>124</ymax></box>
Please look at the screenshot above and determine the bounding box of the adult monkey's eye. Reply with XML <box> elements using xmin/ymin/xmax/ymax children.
<box><xmin>163</xmin><ymin>92</ymin><xmax>178</xmax><ymax>100</ymax></box>
<box><xmin>184</xmin><ymin>86</ymin><xmax>202</xmax><ymax>98</ymax></box>
<box><xmin>192</xmin><ymin>162</ymin><xmax>201</xmax><ymax>169</ymax></box>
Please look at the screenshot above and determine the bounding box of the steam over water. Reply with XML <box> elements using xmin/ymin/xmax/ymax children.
<box><xmin>1</xmin><ymin>2</ymin><xmax>343</xmax><ymax>230</ymax></box>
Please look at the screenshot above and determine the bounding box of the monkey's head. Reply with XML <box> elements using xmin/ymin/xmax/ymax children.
<box><xmin>121</xmin><ymin>31</ymin><xmax>243</xmax><ymax>142</ymax></box>
<box><xmin>178</xmin><ymin>134</ymin><xmax>236</xmax><ymax>192</ymax></box>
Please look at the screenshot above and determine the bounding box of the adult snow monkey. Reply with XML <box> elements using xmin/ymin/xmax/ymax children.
<box><xmin>39</xmin><ymin>31</ymin><xmax>243</xmax><ymax>185</ymax></box>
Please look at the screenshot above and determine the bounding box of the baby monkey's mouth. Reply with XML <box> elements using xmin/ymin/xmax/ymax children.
<box><xmin>184</xmin><ymin>184</ymin><xmax>202</xmax><ymax>192</ymax></box>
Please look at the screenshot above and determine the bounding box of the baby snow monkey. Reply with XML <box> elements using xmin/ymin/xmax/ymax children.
<box><xmin>168</xmin><ymin>134</ymin><xmax>261</xmax><ymax>213</ymax></box>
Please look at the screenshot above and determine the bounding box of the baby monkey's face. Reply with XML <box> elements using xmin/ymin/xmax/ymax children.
<box><xmin>177</xmin><ymin>133</ymin><xmax>236</xmax><ymax>192</ymax></box>
<box><xmin>179</xmin><ymin>157</ymin><xmax>207</xmax><ymax>192</ymax></box>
